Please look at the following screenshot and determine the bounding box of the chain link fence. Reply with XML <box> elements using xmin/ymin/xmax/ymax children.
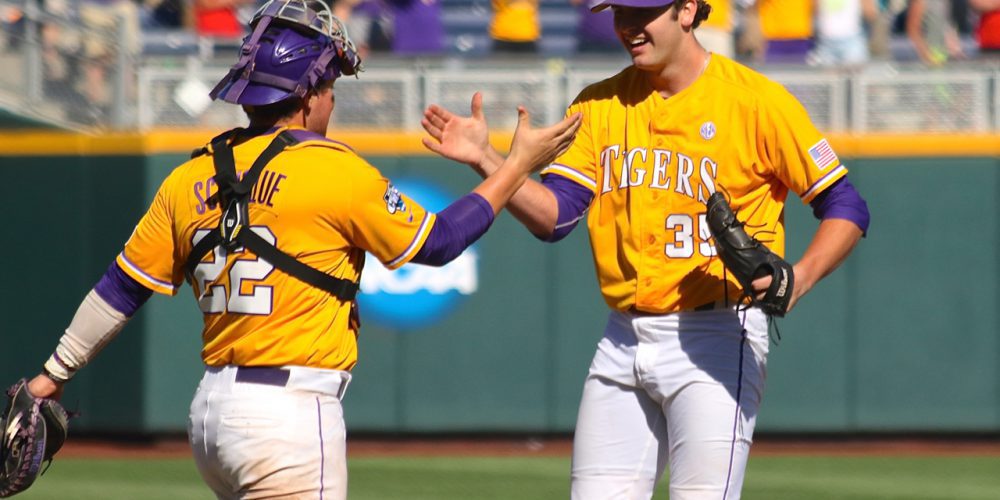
<box><xmin>0</xmin><ymin>0</ymin><xmax>137</xmax><ymax>129</ymax></box>
<box><xmin>2</xmin><ymin>0</ymin><xmax>999</xmax><ymax>134</ymax></box>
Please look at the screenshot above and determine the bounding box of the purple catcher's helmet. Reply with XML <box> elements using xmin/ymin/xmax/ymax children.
<box><xmin>210</xmin><ymin>0</ymin><xmax>362</xmax><ymax>106</ymax></box>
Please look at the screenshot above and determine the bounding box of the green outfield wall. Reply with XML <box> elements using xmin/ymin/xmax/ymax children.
<box><xmin>0</xmin><ymin>132</ymin><xmax>997</xmax><ymax>435</ymax></box>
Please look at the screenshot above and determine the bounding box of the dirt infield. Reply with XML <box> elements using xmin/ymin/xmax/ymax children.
<box><xmin>59</xmin><ymin>435</ymin><xmax>1000</xmax><ymax>459</ymax></box>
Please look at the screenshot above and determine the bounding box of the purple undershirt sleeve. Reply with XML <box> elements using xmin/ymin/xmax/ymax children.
<box><xmin>411</xmin><ymin>193</ymin><xmax>495</xmax><ymax>266</ymax></box>
<box><xmin>541</xmin><ymin>174</ymin><xmax>594</xmax><ymax>242</ymax></box>
<box><xmin>93</xmin><ymin>261</ymin><xmax>154</xmax><ymax>317</ymax></box>
<box><xmin>809</xmin><ymin>176</ymin><xmax>870</xmax><ymax>236</ymax></box>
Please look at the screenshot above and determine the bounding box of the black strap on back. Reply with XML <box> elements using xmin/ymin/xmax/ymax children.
<box><xmin>184</xmin><ymin>130</ymin><xmax>359</xmax><ymax>302</ymax></box>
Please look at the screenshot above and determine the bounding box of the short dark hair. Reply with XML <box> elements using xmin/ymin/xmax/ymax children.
<box><xmin>244</xmin><ymin>97</ymin><xmax>304</xmax><ymax>123</ymax></box>
<box><xmin>243</xmin><ymin>78</ymin><xmax>335</xmax><ymax>123</ymax></box>
<box><xmin>673</xmin><ymin>0</ymin><xmax>712</xmax><ymax>29</ymax></box>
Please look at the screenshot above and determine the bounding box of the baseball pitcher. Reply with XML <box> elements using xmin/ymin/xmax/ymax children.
<box><xmin>422</xmin><ymin>0</ymin><xmax>870</xmax><ymax>498</ymax></box>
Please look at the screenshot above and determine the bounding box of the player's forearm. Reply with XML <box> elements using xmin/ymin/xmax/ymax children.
<box><xmin>474</xmin><ymin>146</ymin><xmax>506</xmax><ymax>177</ymax></box>
<box><xmin>42</xmin><ymin>263</ymin><xmax>150</xmax><ymax>382</ymax></box>
<box><xmin>505</xmin><ymin>180</ymin><xmax>560</xmax><ymax>238</ymax></box>
<box><xmin>43</xmin><ymin>290</ymin><xmax>130</xmax><ymax>382</ymax></box>
<box><xmin>472</xmin><ymin>157</ymin><xmax>535</xmax><ymax>215</ymax></box>
<box><xmin>474</xmin><ymin>148</ymin><xmax>559</xmax><ymax>238</ymax></box>
<box><xmin>792</xmin><ymin>218</ymin><xmax>863</xmax><ymax>298</ymax></box>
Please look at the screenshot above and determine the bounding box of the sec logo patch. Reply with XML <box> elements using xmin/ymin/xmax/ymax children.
<box><xmin>700</xmin><ymin>122</ymin><xmax>716</xmax><ymax>140</ymax></box>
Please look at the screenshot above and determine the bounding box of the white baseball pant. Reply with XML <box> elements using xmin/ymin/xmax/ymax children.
<box><xmin>571</xmin><ymin>307</ymin><xmax>770</xmax><ymax>500</ymax></box>
<box><xmin>188</xmin><ymin>365</ymin><xmax>351</xmax><ymax>500</ymax></box>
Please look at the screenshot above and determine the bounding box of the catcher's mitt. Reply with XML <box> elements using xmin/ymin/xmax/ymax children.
<box><xmin>0</xmin><ymin>379</ymin><xmax>69</xmax><ymax>498</ymax></box>
<box><xmin>705</xmin><ymin>192</ymin><xmax>794</xmax><ymax>317</ymax></box>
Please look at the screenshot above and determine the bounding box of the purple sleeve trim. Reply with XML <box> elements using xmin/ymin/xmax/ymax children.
<box><xmin>542</xmin><ymin>174</ymin><xmax>594</xmax><ymax>242</ymax></box>
<box><xmin>809</xmin><ymin>176</ymin><xmax>870</xmax><ymax>236</ymax></box>
<box><xmin>52</xmin><ymin>352</ymin><xmax>71</xmax><ymax>371</ymax></box>
<box><xmin>410</xmin><ymin>193</ymin><xmax>495</xmax><ymax>266</ymax></box>
<box><xmin>94</xmin><ymin>261</ymin><xmax>154</xmax><ymax>317</ymax></box>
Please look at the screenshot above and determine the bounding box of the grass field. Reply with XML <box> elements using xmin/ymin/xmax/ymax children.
<box><xmin>14</xmin><ymin>453</ymin><xmax>1000</xmax><ymax>499</ymax></box>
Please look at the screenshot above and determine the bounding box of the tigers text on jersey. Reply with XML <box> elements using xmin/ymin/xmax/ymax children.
<box><xmin>543</xmin><ymin>54</ymin><xmax>846</xmax><ymax>314</ymax></box>
<box><xmin>116</xmin><ymin>127</ymin><xmax>435</xmax><ymax>370</ymax></box>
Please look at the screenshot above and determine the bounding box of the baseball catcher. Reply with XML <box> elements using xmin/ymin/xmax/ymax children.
<box><xmin>0</xmin><ymin>379</ymin><xmax>69</xmax><ymax>497</ymax></box>
<box><xmin>705</xmin><ymin>191</ymin><xmax>794</xmax><ymax>317</ymax></box>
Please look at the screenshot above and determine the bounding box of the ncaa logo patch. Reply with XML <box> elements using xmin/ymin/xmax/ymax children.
<box><xmin>361</xmin><ymin>178</ymin><xmax>479</xmax><ymax>332</ymax></box>
<box><xmin>700</xmin><ymin>121</ymin><xmax>716</xmax><ymax>140</ymax></box>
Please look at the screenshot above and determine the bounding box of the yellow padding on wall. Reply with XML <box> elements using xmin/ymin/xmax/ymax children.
<box><xmin>0</xmin><ymin>130</ymin><xmax>997</xmax><ymax>158</ymax></box>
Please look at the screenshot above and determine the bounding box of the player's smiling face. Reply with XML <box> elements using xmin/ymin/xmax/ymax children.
<box><xmin>612</xmin><ymin>3</ymin><xmax>687</xmax><ymax>71</ymax></box>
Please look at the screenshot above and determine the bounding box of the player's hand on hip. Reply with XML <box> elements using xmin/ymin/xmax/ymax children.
<box><xmin>750</xmin><ymin>264</ymin><xmax>812</xmax><ymax>314</ymax></box>
<box><xmin>507</xmin><ymin>106</ymin><xmax>582</xmax><ymax>174</ymax></box>
<box><xmin>421</xmin><ymin>91</ymin><xmax>491</xmax><ymax>167</ymax></box>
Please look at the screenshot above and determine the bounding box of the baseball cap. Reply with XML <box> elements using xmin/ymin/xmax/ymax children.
<box><xmin>588</xmin><ymin>0</ymin><xmax>676</xmax><ymax>12</ymax></box>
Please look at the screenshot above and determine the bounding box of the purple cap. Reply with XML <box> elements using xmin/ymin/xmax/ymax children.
<box><xmin>588</xmin><ymin>0</ymin><xmax>675</xmax><ymax>12</ymax></box>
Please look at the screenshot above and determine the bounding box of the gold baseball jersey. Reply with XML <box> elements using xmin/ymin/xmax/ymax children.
<box><xmin>701</xmin><ymin>0</ymin><xmax>731</xmax><ymax>31</ymax></box>
<box><xmin>489</xmin><ymin>0</ymin><xmax>540</xmax><ymax>42</ymax></box>
<box><xmin>759</xmin><ymin>0</ymin><xmax>814</xmax><ymax>39</ymax></box>
<box><xmin>543</xmin><ymin>54</ymin><xmax>846</xmax><ymax>314</ymax></box>
<box><xmin>116</xmin><ymin>127</ymin><xmax>435</xmax><ymax>370</ymax></box>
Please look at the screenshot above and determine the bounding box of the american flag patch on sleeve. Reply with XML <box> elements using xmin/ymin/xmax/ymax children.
<box><xmin>808</xmin><ymin>139</ymin><xmax>839</xmax><ymax>171</ymax></box>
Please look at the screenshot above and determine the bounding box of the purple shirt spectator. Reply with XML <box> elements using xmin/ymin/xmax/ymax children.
<box><xmin>388</xmin><ymin>0</ymin><xmax>444</xmax><ymax>54</ymax></box>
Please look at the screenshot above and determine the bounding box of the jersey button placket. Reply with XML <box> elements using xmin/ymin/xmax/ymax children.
<box><xmin>637</xmin><ymin>227</ymin><xmax>660</xmax><ymax>307</ymax></box>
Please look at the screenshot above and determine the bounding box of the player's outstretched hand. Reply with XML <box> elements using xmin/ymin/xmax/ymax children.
<box><xmin>421</xmin><ymin>92</ymin><xmax>490</xmax><ymax>167</ymax></box>
<box><xmin>507</xmin><ymin>106</ymin><xmax>582</xmax><ymax>174</ymax></box>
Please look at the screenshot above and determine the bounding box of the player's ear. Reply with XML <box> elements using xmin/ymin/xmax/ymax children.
<box><xmin>677</xmin><ymin>0</ymin><xmax>699</xmax><ymax>28</ymax></box>
<box><xmin>303</xmin><ymin>90</ymin><xmax>317</xmax><ymax>113</ymax></box>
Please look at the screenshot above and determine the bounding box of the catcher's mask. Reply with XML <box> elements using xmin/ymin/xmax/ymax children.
<box><xmin>210</xmin><ymin>0</ymin><xmax>362</xmax><ymax>106</ymax></box>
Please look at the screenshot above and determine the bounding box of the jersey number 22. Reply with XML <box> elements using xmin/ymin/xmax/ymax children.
<box><xmin>191</xmin><ymin>227</ymin><xmax>276</xmax><ymax>315</ymax></box>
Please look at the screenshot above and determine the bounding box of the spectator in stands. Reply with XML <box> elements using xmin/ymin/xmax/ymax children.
<box><xmin>78</xmin><ymin>0</ymin><xmax>141</xmax><ymax>121</ymax></box>
<box><xmin>140</xmin><ymin>0</ymin><xmax>186</xmax><ymax>28</ymax></box>
<box><xmin>970</xmin><ymin>0</ymin><xmax>1000</xmax><ymax>55</ymax></box>
<box><xmin>808</xmin><ymin>0</ymin><xmax>876</xmax><ymax>66</ymax></box>
<box><xmin>571</xmin><ymin>0</ymin><xmax>618</xmax><ymax>53</ymax></box>
<box><xmin>330</xmin><ymin>0</ymin><xmax>360</xmax><ymax>20</ymax></box>
<box><xmin>490</xmin><ymin>0</ymin><xmax>540</xmax><ymax>53</ymax></box>
<box><xmin>867</xmin><ymin>0</ymin><xmax>905</xmax><ymax>59</ymax></box>
<box><xmin>735</xmin><ymin>0</ymin><xmax>766</xmax><ymax>62</ymax></box>
<box><xmin>743</xmin><ymin>0</ymin><xmax>816</xmax><ymax>63</ymax></box>
<box><xmin>38</xmin><ymin>0</ymin><xmax>78</xmax><ymax>97</ymax></box>
<box><xmin>341</xmin><ymin>0</ymin><xmax>393</xmax><ymax>58</ymax></box>
<box><xmin>951</xmin><ymin>0</ymin><xmax>974</xmax><ymax>35</ymax></box>
<box><xmin>387</xmin><ymin>0</ymin><xmax>445</xmax><ymax>55</ymax></box>
<box><xmin>1</xmin><ymin>3</ymin><xmax>25</xmax><ymax>50</ymax></box>
<box><xmin>193</xmin><ymin>0</ymin><xmax>256</xmax><ymax>38</ymax></box>
<box><xmin>698</xmin><ymin>0</ymin><xmax>735</xmax><ymax>57</ymax></box>
<box><xmin>906</xmin><ymin>0</ymin><xmax>967</xmax><ymax>65</ymax></box>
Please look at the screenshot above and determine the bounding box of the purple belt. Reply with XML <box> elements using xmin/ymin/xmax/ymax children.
<box><xmin>234</xmin><ymin>366</ymin><xmax>290</xmax><ymax>386</ymax></box>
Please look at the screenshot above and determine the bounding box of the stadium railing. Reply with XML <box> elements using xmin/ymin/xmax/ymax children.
<box><xmin>1</xmin><ymin>0</ymin><xmax>998</xmax><ymax>134</ymax></box>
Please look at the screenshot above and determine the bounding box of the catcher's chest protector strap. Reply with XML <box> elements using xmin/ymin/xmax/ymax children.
<box><xmin>184</xmin><ymin>130</ymin><xmax>359</xmax><ymax>302</ymax></box>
